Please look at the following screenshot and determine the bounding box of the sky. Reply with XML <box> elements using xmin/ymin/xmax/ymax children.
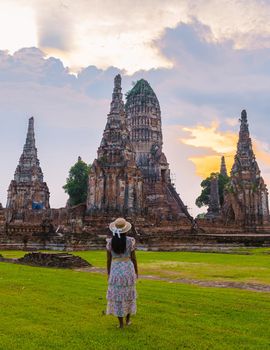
<box><xmin>0</xmin><ymin>0</ymin><xmax>270</xmax><ymax>216</ymax></box>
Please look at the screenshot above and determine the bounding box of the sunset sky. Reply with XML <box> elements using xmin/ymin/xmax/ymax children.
<box><xmin>0</xmin><ymin>0</ymin><xmax>270</xmax><ymax>216</ymax></box>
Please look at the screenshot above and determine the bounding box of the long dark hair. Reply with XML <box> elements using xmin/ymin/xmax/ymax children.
<box><xmin>111</xmin><ymin>234</ymin><xmax>126</xmax><ymax>254</ymax></box>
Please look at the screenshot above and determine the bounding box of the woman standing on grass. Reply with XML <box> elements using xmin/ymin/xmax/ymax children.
<box><xmin>106</xmin><ymin>217</ymin><xmax>138</xmax><ymax>329</ymax></box>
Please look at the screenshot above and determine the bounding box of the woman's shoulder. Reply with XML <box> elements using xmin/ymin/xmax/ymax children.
<box><xmin>126</xmin><ymin>236</ymin><xmax>135</xmax><ymax>242</ymax></box>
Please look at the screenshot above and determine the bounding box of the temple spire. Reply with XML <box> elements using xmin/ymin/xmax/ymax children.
<box><xmin>98</xmin><ymin>75</ymin><xmax>133</xmax><ymax>161</ymax></box>
<box><xmin>232</xmin><ymin>109</ymin><xmax>257</xmax><ymax>174</ymax></box>
<box><xmin>87</xmin><ymin>75</ymin><xmax>143</xmax><ymax>216</ymax></box>
<box><xmin>15</xmin><ymin>117</ymin><xmax>42</xmax><ymax>183</ymax></box>
<box><xmin>23</xmin><ymin>116</ymin><xmax>37</xmax><ymax>158</ymax></box>
<box><xmin>6</xmin><ymin>117</ymin><xmax>50</xmax><ymax>211</ymax></box>
<box><xmin>223</xmin><ymin>109</ymin><xmax>269</xmax><ymax>226</ymax></box>
<box><xmin>109</xmin><ymin>74</ymin><xmax>124</xmax><ymax>117</ymax></box>
<box><xmin>239</xmin><ymin>109</ymin><xmax>250</xmax><ymax>142</ymax></box>
<box><xmin>220</xmin><ymin>156</ymin><xmax>228</xmax><ymax>177</ymax></box>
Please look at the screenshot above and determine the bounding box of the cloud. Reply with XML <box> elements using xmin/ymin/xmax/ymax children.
<box><xmin>163</xmin><ymin>125</ymin><xmax>202</xmax><ymax>217</ymax></box>
<box><xmin>181</xmin><ymin>122</ymin><xmax>238</xmax><ymax>154</ymax></box>
<box><xmin>178</xmin><ymin>121</ymin><xmax>270</xmax><ymax>190</ymax></box>
<box><xmin>188</xmin><ymin>155</ymin><xmax>234</xmax><ymax>178</ymax></box>
<box><xmin>225</xmin><ymin>118</ymin><xmax>239</xmax><ymax>127</ymax></box>
<box><xmin>0</xmin><ymin>2</ymin><xmax>37</xmax><ymax>53</ymax></box>
<box><xmin>31</xmin><ymin>0</ymin><xmax>184</xmax><ymax>73</ymax></box>
<box><xmin>1</xmin><ymin>7</ymin><xmax>270</xmax><ymax>215</ymax></box>
<box><xmin>2</xmin><ymin>1</ymin><xmax>270</xmax><ymax>74</ymax></box>
<box><xmin>36</xmin><ymin>2</ymin><xmax>74</xmax><ymax>51</ymax></box>
<box><xmin>0</xmin><ymin>48</ymin><xmax>113</xmax><ymax>208</ymax></box>
<box><xmin>253</xmin><ymin>140</ymin><xmax>270</xmax><ymax>186</ymax></box>
<box><xmin>188</xmin><ymin>0</ymin><xmax>270</xmax><ymax>50</ymax></box>
<box><xmin>179</xmin><ymin>122</ymin><xmax>237</xmax><ymax>178</ymax></box>
<box><xmin>152</xmin><ymin>22</ymin><xmax>270</xmax><ymax>146</ymax></box>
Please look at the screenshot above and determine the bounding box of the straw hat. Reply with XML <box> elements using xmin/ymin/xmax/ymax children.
<box><xmin>109</xmin><ymin>217</ymin><xmax>132</xmax><ymax>234</ymax></box>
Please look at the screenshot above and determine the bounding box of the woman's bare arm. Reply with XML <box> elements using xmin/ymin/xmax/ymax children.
<box><xmin>131</xmin><ymin>250</ymin><xmax>138</xmax><ymax>278</ymax></box>
<box><xmin>107</xmin><ymin>250</ymin><xmax>112</xmax><ymax>276</ymax></box>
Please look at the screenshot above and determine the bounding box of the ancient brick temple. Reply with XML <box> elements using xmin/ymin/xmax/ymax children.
<box><xmin>125</xmin><ymin>79</ymin><xmax>191</xmax><ymax>220</ymax></box>
<box><xmin>2</xmin><ymin>81</ymin><xmax>270</xmax><ymax>250</ymax></box>
<box><xmin>222</xmin><ymin>110</ymin><xmax>269</xmax><ymax>227</ymax></box>
<box><xmin>6</xmin><ymin>117</ymin><xmax>50</xmax><ymax>214</ymax></box>
<box><xmin>86</xmin><ymin>75</ymin><xmax>144</xmax><ymax>216</ymax></box>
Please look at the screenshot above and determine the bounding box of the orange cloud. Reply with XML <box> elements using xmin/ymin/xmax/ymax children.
<box><xmin>253</xmin><ymin>141</ymin><xmax>270</xmax><ymax>167</ymax></box>
<box><xmin>180</xmin><ymin>122</ymin><xmax>237</xmax><ymax>178</ymax></box>
<box><xmin>189</xmin><ymin>154</ymin><xmax>235</xmax><ymax>178</ymax></box>
<box><xmin>181</xmin><ymin>121</ymin><xmax>238</xmax><ymax>154</ymax></box>
<box><xmin>180</xmin><ymin>122</ymin><xmax>270</xmax><ymax>181</ymax></box>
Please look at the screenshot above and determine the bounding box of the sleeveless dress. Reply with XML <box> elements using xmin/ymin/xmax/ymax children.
<box><xmin>106</xmin><ymin>236</ymin><xmax>137</xmax><ymax>317</ymax></box>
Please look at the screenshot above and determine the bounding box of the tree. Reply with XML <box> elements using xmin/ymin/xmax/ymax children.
<box><xmin>63</xmin><ymin>157</ymin><xmax>91</xmax><ymax>206</ymax></box>
<box><xmin>195</xmin><ymin>172</ymin><xmax>230</xmax><ymax>208</ymax></box>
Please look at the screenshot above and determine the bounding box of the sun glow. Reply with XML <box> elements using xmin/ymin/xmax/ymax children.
<box><xmin>180</xmin><ymin>122</ymin><xmax>238</xmax><ymax>178</ymax></box>
<box><xmin>181</xmin><ymin>122</ymin><xmax>238</xmax><ymax>154</ymax></box>
<box><xmin>189</xmin><ymin>155</ymin><xmax>235</xmax><ymax>178</ymax></box>
<box><xmin>38</xmin><ymin>3</ymin><xmax>177</xmax><ymax>74</ymax></box>
<box><xmin>180</xmin><ymin>122</ymin><xmax>270</xmax><ymax>180</ymax></box>
<box><xmin>0</xmin><ymin>4</ymin><xmax>37</xmax><ymax>53</ymax></box>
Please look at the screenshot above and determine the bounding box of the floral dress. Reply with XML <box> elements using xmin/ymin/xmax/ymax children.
<box><xmin>106</xmin><ymin>236</ymin><xmax>137</xmax><ymax>317</ymax></box>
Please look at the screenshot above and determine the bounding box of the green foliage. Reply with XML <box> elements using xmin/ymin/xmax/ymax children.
<box><xmin>0</xmin><ymin>251</ymin><xmax>270</xmax><ymax>350</ymax></box>
<box><xmin>196</xmin><ymin>172</ymin><xmax>230</xmax><ymax>208</ymax></box>
<box><xmin>218</xmin><ymin>173</ymin><xmax>230</xmax><ymax>202</ymax></box>
<box><xmin>226</xmin><ymin>183</ymin><xmax>235</xmax><ymax>193</ymax></box>
<box><xmin>195</xmin><ymin>174</ymin><xmax>212</xmax><ymax>208</ymax></box>
<box><xmin>63</xmin><ymin>157</ymin><xmax>91</xmax><ymax>206</ymax></box>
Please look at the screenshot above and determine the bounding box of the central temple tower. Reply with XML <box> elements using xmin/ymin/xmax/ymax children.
<box><xmin>125</xmin><ymin>79</ymin><xmax>191</xmax><ymax>220</ymax></box>
<box><xmin>125</xmin><ymin>79</ymin><xmax>164</xmax><ymax>180</ymax></box>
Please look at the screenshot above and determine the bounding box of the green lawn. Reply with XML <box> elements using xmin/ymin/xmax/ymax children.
<box><xmin>0</xmin><ymin>250</ymin><xmax>270</xmax><ymax>349</ymax></box>
<box><xmin>0</xmin><ymin>262</ymin><xmax>270</xmax><ymax>350</ymax></box>
<box><xmin>1</xmin><ymin>249</ymin><xmax>270</xmax><ymax>285</ymax></box>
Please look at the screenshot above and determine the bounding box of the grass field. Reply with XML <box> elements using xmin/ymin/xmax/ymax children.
<box><xmin>76</xmin><ymin>248</ymin><xmax>270</xmax><ymax>285</ymax></box>
<box><xmin>2</xmin><ymin>248</ymin><xmax>270</xmax><ymax>284</ymax></box>
<box><xmin>0</xmin><ymin>249</ymin><xmax>270</xmax><ymax>349</ymax></box>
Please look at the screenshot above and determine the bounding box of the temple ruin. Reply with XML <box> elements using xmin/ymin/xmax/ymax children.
<box><xmin>86</xmin><ymin>75</ymin><xmax>143</xmax><ymax>216</ymax></box>
<box><xmin>86</xmin><ymin>76</ymin><xmax>191</xmax><ymax>221</ymax></box>
<box><xmin>0</xmin><ymin>83</ymin><xmax>270</xmax><ymax>250</ymax></box>
<box><xmin>222</xmin><ymin>110</ymin><xmax>269</xmax><ymax>227</ymax></box>
<box><xmin>125</xmin><ymin>79</ymin><xmax>191</xmax><ymax>220</ymax></box>
<box><xmin>6</xmin><ymin>117</ymin><xmax>50</xmax><ymax>215</ymax></box>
